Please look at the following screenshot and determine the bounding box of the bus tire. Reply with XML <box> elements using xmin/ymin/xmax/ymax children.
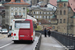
<box><xmin>31</xmin><ymin>40</ymin><xmax>34</xmax><ymax>43</ymax></box>
<box><xmin>14</xmin><ymin>41</ymin><xmax>17</xmax><ymax>43</ymax></box>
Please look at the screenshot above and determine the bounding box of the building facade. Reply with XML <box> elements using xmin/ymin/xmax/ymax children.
<box><xmin>55</xmin><ymin>0</ymin><xmax>75</xmax><ymax>35</ymax></box>
<box><xmin>28</xmin><ymin>7</ymin><xmax>54</xmax><ymax>21</ymax></box>
<box><xmin>3</xmin><ymin>0</ymin><xmax>30</xmax><ymax>30</ymax></box>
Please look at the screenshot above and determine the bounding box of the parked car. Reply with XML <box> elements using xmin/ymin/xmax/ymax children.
<box><xmin>8</xmin><ymin>30</ymin><xmax>12</xmax><ymax>37</ymax></box>
<box><xmin>1</xmin><ymin>29</ymin><xmax>8</xmax><ymax>34</ymax></box>
<box><xmin>0</xmin><ymin>30</ymin><xmax>2</xmax><ymax>33</ymax></box>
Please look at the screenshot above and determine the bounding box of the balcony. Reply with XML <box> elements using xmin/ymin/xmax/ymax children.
<box><xmin>14</xmin><ymin>15</ymin><xmax>23</xmax><ymax>19</ymax></box>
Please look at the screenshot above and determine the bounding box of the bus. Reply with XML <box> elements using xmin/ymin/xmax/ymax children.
<box><xmin>11</xmin><ymin>19</ymin><xmax>37</xmax><ymax>43</ymax></box>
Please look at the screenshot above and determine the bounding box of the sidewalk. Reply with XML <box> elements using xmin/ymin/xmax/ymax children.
<box><xmin>40</xmin><ymin>35</ymin><xmax>66</xmax><ymax>50</ymax></box>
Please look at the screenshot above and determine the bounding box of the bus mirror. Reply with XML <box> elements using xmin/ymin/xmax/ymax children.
<box><xmin>34</xmin><ymin>24</ymin><xmax>37</xmax><ymax>28</ymax></box>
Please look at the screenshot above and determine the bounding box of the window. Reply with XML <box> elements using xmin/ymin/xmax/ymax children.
<box><xmin>64</xmin><ymin>3</ymin><xmax>66</xmax><ymax>7</ymax></box>
<box><xmin>40</xmin><ymin>12</ymin><xmax>42</xmax><ymax>14</ymax></box>
<box><xmin>44</xmin><ymin>12</ymin><xmax>46</xmax><ymax>14</ymax></box>
<box><xmin>11</xmin><ymin>12</ymin><xmax>14</xmax><ymax>16</ymax></box>
<box><xmin>43</xmin><ymin>16</ymin><xmax>44</xmax><ymax>19</ymax></box>
<box><xmin>40</xmin><ymin>16</ymin><xmax>42</xmax><ymax>18</ymax></box>
<box><xmin>46</xmin><ymin>16</ymin><xmax>47</xmax><ymax>19</ymax></box>
<box><xmin>60</xmin><ymin>10</ymin><xmax>62</xmax><ymax>15</ymax></box>
<box><xmin>50</xmin><ymin>12</ymin><xmax>52</xmax><ymax>14</ymax></box>
<box><xmin>53</xmin><ymin>26</ymin><xmax>55</xmax><ymax>29</ymax></box>
<box><xmin>34</xmin><ymin>16</ymin><xmax>35</xmax><ymax>18</ymax></box>
<box><xmin>60</xmin><ymin>19</ymin><xmax>62</xmax><ymax>23</ymax></box>
<box><xmin>33</xmin><ymin>12</ymin><xmax>35</xmax><ymax>14</ymax></box>
<box><xmin>49</xmin><ymin>16</ymin><xmax>50</xmax><ymax>19</ymax></box>
<box><xmin>23</xmin><ymin>8</ymin><xmax>25</xmax><ymax>10</ymax></box>
<box><xmin>57</xmin><ymin>19</ymin><xmax>58</xmax><ymax>23</ymax></box>
<box><xmin>68</xmin><ymin>8</ymin><xmax>71</xmax><ymax>12</ymax></box>
<box><xmin>47</xmin><ymin>16</ymin><xmax>49</xmax><ymax>19</ymax></box>
<box><xmin>47</xmin><ymin>12</ymin><xmax>49</xmax><ymax>14</ymax></box>
<box><xmin>15</xmin><ymin>12</ymin><xmax>17</xmax><ymax>15</ymax></box>
<box><xmin>37</xmin><ymin>16</ymin><xmax>38</xmax><ymax>18</ymax></box>
<box><xmin>15</xmin><ymin>0</ymin><xmax>20</xmax><ymax>2</ymax></box>
<box><xmin>64</xmin><ymin>10</ymin><xmax>66</xmax><ymax>15</ymax></box>
<box><xmin>44</xmin><ymin>16</ymin><xmax>46</xmax><ymax>18</ymax></box>
<box><xmin>11</xmin><ymin>7</ymin><xmax>14</xmax><ymax>10</ymax></box>
<box><xmin>19</xmin><ymin>7</ymin><xmax>21</xmax><ymax>10</ymax></box>
<box><xmin>37</xmin><ymin>11</ymin><xmax>38</xmax><ymax>14</ymax></box>
<box><xmin>63</xmin><ymin>19</ymin><xmax>65</xmax><ymax>23</ymax></box>
<box><xmin>15</xmin><ymin>8</ymin><xmax>18</xmax><ymax>10</ymax></box>
<box><xmin>19</xmin><ymin>12</ymin><xmax>21</xmax><ymax>15</ymax></box>
<box><xmin>23</xmin><ymin>12</ymin><xmax>25</xmax><ymax>16</ymax></box>
<box><xmin>15</xmin><ymin>21</ymin><xmax>30</xmax><ymax>29</ymax></box>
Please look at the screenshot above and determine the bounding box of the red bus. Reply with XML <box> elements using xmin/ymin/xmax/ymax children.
<box><xmin>11</xmin><ymin>19</ymin><xmax>37</xmax><ymax>43</ymax></box>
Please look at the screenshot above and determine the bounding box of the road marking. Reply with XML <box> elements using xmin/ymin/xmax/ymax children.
<box><xmin>0</xmin><ymin>42</ymin><xmax>12</xmax><ymax>49</ymax></box>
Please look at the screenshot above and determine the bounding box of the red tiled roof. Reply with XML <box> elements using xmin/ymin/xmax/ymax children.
<box><xmin>4</xmin><ymin>2</ymin><xmax>30</xmax><ymax>5</ymax></box>
<box><xmin>49</xmin><ymin>0</ymin><xmax>57</xmax><ymax>7</ymax></box>
<box><xmin>3</xmin><ymin>0</ymin><xmax>30</xmax><ymax>5</ymax></box>
<box><xmin>69</xmin><ymin>0</ymin><xmax>75</xmax><ymax>12</ymax></box>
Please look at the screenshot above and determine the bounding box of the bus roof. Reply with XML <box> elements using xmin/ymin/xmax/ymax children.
<box><xmin>13</xmin><ymin>19</ymin><xmax>32</xmax><ymax>21</ymax></box>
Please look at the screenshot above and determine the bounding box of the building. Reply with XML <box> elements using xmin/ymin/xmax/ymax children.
<box><xmin>28</xmin><ymin>7</ymin><xmax>55</xmax><ymax>21</ymax></box>
<box><xmin>28</xmin><ymin>7</ymin><xmax>55</xmax><ymax>27</ymax></box>
<box><xmin>50</xmin><ymin>15</ymin><xmax>58</xmax><ymax>31</ymax></box>
<box><xmin>55</xmin><ymin>0</ymin><xmax>75</xmax><ymax>35</ymax></box>
<box><xmin>31</xmin><ymin>0</ymin><xmax>49</xmax><ymax>5</ymax></box>
<box><xmin>3</xmin><ymin>0</ymin><xmax>30</xmax><ymax>30</ymax></box>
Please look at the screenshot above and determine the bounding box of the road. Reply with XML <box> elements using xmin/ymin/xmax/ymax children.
<box><xmin>0</xmin><ymin>34</ymin><xmax>68</xmax><ymax>50</ymax></box>
<box><xmin>0</xmin><ymin>34</ymin><xmax>39</xmax><ymax>50</ymax></box>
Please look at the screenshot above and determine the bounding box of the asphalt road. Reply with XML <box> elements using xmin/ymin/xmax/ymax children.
<box><xmin>0</xmin><ymin>35</ymin><xmax>39</xmax><ymax>50</ymax></box>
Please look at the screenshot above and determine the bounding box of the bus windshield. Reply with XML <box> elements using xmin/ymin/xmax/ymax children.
<box><xmin>15</xmin><ymin>21</ymin><xmax>30</xmax><ymax>29</ymax></box>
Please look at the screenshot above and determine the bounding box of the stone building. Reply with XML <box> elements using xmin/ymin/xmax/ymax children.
<box><xmin>55</xmin><ymin>0</ymin><xmax>75</xmax><ymax>35</ymax></box>
<box><xmin>28</xmin><ymin>7</ymin><xmax>55</xmax><ymax>27</ymax></box>
<box><xmin>56</xmin><ymin>0</ymin><xmax>69</xmax><ymax>33</ymax></box>
<box><xmin>3</xmin><ymin>0</ymin><xmax>30</xmax><ymax>30</ymax></box>
<box><xmin>28</xmin><ymin>7</ymin><xmax>55</xmax><ymax>22</ymax></box>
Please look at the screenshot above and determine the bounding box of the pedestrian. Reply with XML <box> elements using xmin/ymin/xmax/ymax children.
<box><xmin>48</xmin><ymin>29</ymin><xmax>51</xmax><ymax>37</ymax></box>
<box><xmin>44</xmin><ymin>28</ymin><xmax>47</xmax><ymax>37</ymax></box>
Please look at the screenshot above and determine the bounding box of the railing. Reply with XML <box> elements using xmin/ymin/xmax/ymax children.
<box><xmin>51</xmin><ymin>31</ymin><xmax>75</xmax><ymax>50</ymax></box>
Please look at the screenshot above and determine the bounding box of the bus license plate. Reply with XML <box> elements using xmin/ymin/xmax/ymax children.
<box><xmin>20</xmin><ymin>35</ymin><xmax>24</xmax><ymax>37</ymax></box>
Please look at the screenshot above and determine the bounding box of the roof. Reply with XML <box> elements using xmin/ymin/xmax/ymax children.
<box><xmin>69</xmin><ymin>0</ymin><xmax>75</xmax><ymax>12</ymax></box>
<box><xmin>49</xmin><ymin>0</ymin><xmax>75</xmax><ymax>12</ymax></box>
<box><xmin>3</xmin><ymin>0</ymin><xmax>30</xmax><ymax>5</ymax></box>
<box><xmin>57</xmin><ymin>0</ymin><xmax>68</xmax><ymax>2</ymax></box>
<box><xmin>49</xmin><ymin>0</ymin><xmax>57</xmax><ymax>6</ymax></box>
<box><xmin>28</xmin><ymin>7</ymin><xmax>54</xmax><ymax>11</ymax></box>
<box><xmin>3</xmin><ymin>2</ymin><xmax>30</xmax><ymax>5</ymax></box>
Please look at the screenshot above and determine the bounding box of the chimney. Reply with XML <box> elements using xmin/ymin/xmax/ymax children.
<box><xmin>21</xmin><ymin>0</ymin><xmax>25</xmax><ymax>2</ymax></box>
<box><xmin>10</xmin><ymin>0</ymin><xmax>15</xmax><ymax>2</ymax></box>
<box><xmin>10</xmin><ymin>0</ymin><xmax>25</xmax><ymax>3</ymax></box>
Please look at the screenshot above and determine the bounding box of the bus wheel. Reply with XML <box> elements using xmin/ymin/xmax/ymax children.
<box><xmin>31</xmin><ymin>40</ymin><xmax>34</xmax><ymax>43</ymax></box>
<box><xmin>14</xmin><ymin>41</ymin><xmax>17</xmax><ymax>43</ymax></box>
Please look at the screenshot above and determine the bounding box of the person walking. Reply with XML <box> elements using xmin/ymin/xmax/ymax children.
<box><xmin>44</xmin><ymin>28</ymin><xmax>47</xmax><ymax>37</ymax></box>
<box><xmin>48</xmin><ymin>29</ymin><xmax>51</xmax><ymax>37</ymax></box>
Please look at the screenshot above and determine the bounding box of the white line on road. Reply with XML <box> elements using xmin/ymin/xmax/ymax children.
<box><xmin>0</xmin><ymin>42</ymin><xmax>12</xmax><ymax>49</ymax></box>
